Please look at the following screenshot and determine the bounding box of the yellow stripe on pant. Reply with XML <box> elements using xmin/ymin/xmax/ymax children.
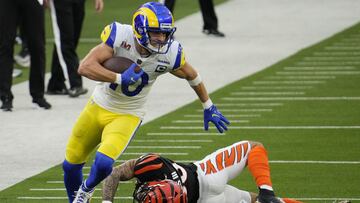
<box><xmin>65</xmin><ymin>99</ymin><xmax>142</xmax><ymax>164</ymax></box>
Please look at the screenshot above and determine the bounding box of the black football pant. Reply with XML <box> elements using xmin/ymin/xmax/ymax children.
<box><xmin>47</xmin><ymin>0</ymin><xmax>85</xmax><ymax>91</ymax></box>
<box><xmin>0</xmin><ymin>0</ymin><xmax>46</xmax><ymax>100</ymax></box>
<box><xmin>199</xmin><ymin>0</ymin><xmax>218</xmax><ymax>30</ymax></box>
<box><xmin>163</xmin><ymin>0</ymin><xmax>218</xmax><ymax>30</ymax></box>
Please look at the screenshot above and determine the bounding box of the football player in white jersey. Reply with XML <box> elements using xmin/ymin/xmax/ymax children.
<box><xmin>63</xmin><ymin>2</ymin><xmax>229</xmax><ymax>203</ymax></box>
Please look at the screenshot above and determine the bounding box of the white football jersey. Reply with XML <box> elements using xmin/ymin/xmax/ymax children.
<box><xmin>92</xmin><ymin>22</ymin><xmax>186</xmax><ymax>118</ymax></box>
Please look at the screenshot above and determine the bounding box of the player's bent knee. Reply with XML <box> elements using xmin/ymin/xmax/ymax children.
<box><xmin>65</xmin><ymin>148</ymin><xmax>87</xmax><ymax>164</ymax></box>
<box><xmin>62</xmin><ymin>159</ymin><xmax>84</xmax><ymax>173</ymax></box>
<box><xmin>94</xmin><ymin>152</ymin><xmax>114</xmax><ymax>177</ymax></box>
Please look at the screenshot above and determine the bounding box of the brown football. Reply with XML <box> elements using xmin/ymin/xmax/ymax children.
<box><xmin>102</xmin><ymin>56</ymin><xmax>141</xmax><ymax>73</ymax></box>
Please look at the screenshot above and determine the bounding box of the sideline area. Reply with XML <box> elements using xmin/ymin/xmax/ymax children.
<box><xmin>1</xmin><ymin>0</ymin><xmax>360</xmax><ymax>191</ymax></box>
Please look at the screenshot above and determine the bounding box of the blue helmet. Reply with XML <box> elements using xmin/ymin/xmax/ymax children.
<box><xmin>132</xmin><ymin>2</ymin><xmax>176</xmax><ymax>54</ymax></box>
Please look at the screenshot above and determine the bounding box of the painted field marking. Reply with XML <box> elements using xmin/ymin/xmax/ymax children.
<box><xmin>196</xmin><ymin>109</ymin><xmax>272</xmax><ymax>112</ymax></box>
<box><xmin>18</xmin><ymin>196</ymin><xmax>133</xmax><ymax>200</ymax></box>
<box><xmin>46</xmin><ymin>38</ymin><xmax>99</xmax><ymax>43</ymax></box>
<box><xmin>295</xmin><ymin>61</ymin><xmax>360</xmax><ymax>65</ymax></box>
<box><xmin>340</xmin><ymin>38</ymin><xmax>360</xmax><ymax>42</ymax></box>
<box><xmin>270</xmin><ymin>160</ymin><xmax>360</xmax><ymax>164</ymax></box>
<box><xmin>295</xmin><ymin>198</ymin><xmax>360</xmax><ymax>201</ymax></box>
<box><xmin>241</xmin><ymin>86</ymin><xmax>313</xmax><ymax>90</ymax></box>
<box><xmin>128</xmin><ymin>146</ymin><xmax>201</xmax><ymax>149</ymax></box>
<box><xmin>283</xmin><ymin>66</ymin><xmax>355</xmax><ymax>70</ymax></box>
<box><xmin>184</xmin><ymin>114</ymin><xmax>261</xmax><ymax>118</ymax></box>
<box><xmin>115</xmin><ymin>160</ymin><xmax>196</xmax><ymax>163</ymax></box>
<box><xmin>313</xmin><ymin>51</ymin><xmax>360</xmax><ymax>55</ymax></box>
<box><xmin>332</xmin><ymin>42</ymin><xmax>360</xmax><ymax>46</ymax></box>
<box><xmin>221</xmin><ymin>96</ymin><xmax>360</xmax><ymax>101</ymax></box>
<box><xmin>160</xmin><ymin>126</ymin><xmax>360</xmax><ymax>130</ymax></box>
<box><xmin>231</xmin><ymin>92</ymin><xmax>305</xmax><ymax>95</ymax></box>
<box><xmin>147</xmin><ymin>132</ymin><xmax>222</xmax><ymax>136</ymax></box>
<box><xmin>172</xmin><ymin>120</ymin><xmax>249</xmax><ymax>123</ymax></box>
<box><xmin>324</xmin><ymin>46</ymin><xmax>360</xmax><ymax>50</ymax></box>
<box><xmin>29</xmin><ymin>188</ymin><xmax>101</xmax><ymax>191</ymax></box>
<box><xmin>303</xmin><ymin>56</ymin><xmax>360</xmax><ymax>61</ymax></box>
<box><xmin>133</xmin><ymin>139</ymin><xmax>213</xmax><ymax>143</ymax></box>
<box><xmin>277</xmin><ymin>71</ymin><xmax>360</xmax><ymax>75</ymax></box>
<box><xmin>267</xmin><ymin>76</ymin><xmax>336</xmax><ymax>80</ymax></box>
<box><xmin>253</xmin><ymin>80</ymin><xmax>325</xmax><ymax>84</ymax></box>
<box><xmin>216</xmin><ymin>103</ymin><xmax>283</xmax><ymax>107</ymax></box>
<box><xmin>46</xmin><ymin>180</ymin><xmax>133</xmax><ymax>184</ymax></box>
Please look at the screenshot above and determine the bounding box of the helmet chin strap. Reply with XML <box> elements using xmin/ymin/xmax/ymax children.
<box><xmin>134</xmin><ymin>38</ymin><xmax>152</xmax><ymax>57</ymax></box>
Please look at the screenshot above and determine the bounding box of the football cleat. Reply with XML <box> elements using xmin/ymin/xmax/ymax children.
<box><xmin>73</xmin><ymin>184</ymin><xmax>94</xmax><ymax>203</ymax></box>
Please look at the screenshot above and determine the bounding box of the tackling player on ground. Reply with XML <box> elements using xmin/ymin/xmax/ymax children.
<box><xmin>63</xmin><ymin>2</ymin><xmax>229</xmax><ymax>203</ymax></box>
<box><xmin>101</xmin><ymin>140</ymin><xmax>302</xmax><ymax>203</ymax></box>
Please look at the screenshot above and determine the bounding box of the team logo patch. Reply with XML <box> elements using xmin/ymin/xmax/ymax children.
<box><xmin>121</xmin><ymin>41</ymin><xmax>131</xmax><ymax>50</ymax></box>
<box><xmin>155</xmin><ymin>65</ymin><xmax>167</xmax><ymax>72</ymax></box>
<box><xmin>158</xmin><ymin>59</ymin><xmax>170</xmax><ymax>65</ymax></box>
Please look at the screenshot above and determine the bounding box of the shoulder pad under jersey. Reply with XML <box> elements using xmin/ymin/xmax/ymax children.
<box><xmin>172</xmin><ymin>42</ymin><xmax>186</xmax><ymax>70</ymax></box>
<box><xmin>100</xmin><ymin>22</ymin><xmax>117</xmax><ymax>48</ymax></box>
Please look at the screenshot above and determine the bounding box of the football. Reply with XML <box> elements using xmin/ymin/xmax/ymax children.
<box><xmin>102</xmin><ymin>56</ymin><xmax>141</xmax><ymax>73</ymax></box>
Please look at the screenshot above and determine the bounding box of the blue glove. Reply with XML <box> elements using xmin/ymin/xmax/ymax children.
<box><xmin>121</xmin><ymin>63</ymin><xmax>144</xmax><ymax>85</ymax></box>
<box><xmin>204</xmin><ymin>105</ymin><xmax>230</xmax><ymax>133</ymax></box>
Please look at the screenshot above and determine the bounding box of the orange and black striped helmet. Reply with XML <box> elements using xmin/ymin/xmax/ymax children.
<box><xmin>133</xmin><ymin>179</ymin><xmax>187</xmax><ymax>203</ymax></box>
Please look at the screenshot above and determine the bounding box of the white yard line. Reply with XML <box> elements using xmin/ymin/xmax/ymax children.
<box><xmin>184</xmin><ymin>114</ymin><xmax>261</xmax><ymax>118</ymax></box>
<box><xmin>115</xmin><ymin>160</ymin><xmax>196</xmax><ymax>163</ymax></box>
<box><xmin>296</xmin><ymin>61</ymin><xmax>360</xmax><ymax>65</ymax></box>
<box><xmin>303</xmin><ymin>56</ymin><xmax>360</xmax><ymax>61</ymax></box>
<box><xmin>172</xmin><ymin>120</ymin><xmax>249</xmax><ymax>123</ymax></box>
<box><xmin>241</xmin><ymin>86</ymin><xmax>313</xmax><ymax>90</ymax></box>
<box><xmin>253</xmin><ymin>80</ymin><xmax>326</xmax><ymax>84</ymax></box>
<box><xmin>196</xmin><ymin>109</ymin><xmax>272</xmax><ymax>112</ymax></box>
<box><xmin>221</xmin><ymin>96</ymin><xmax>360</xmax><ymax>101</ymax></box>
<box><xmin>270</xmin><ymin>160</ymin><xmax>360</xmax><ymax>164</ymax></box>
<box><xmin>147</xmin><ymin>132</ymin><xmax>222</xmax><ymax>136</ymax></box>
<box><xmin>128</xmin><ymin>146</ymin><xmax>201</xmax><ymax>149</ymax></box>
<box><xmin>277</xmin><ymin>71</ymin><xmax>360</xmax><ymax>75</ymax></box>
<box><xmin>231</xmin><ymin>92</ymin><xmax>305</xmax><ymax>95</ymax></box>
<box><xmin>283</xmin><ymin>66</ymin><xmax>355</xmax><ymax>70</ymax></box>
<box><xmin>324</xmin><ymin>46</ymin><xmax>360</xmax><ymax>50</ymax></box>
<box><xmin>160</xmin><ymin>126</ymin><xmax>360</xmax><ymax>130</ymax></box>
<box><xmin>332</xmin><ymin>42</ymin><xmax>360</xmax><ymax>46</ymax></box>
<box><xmin>133</xmin><ymin>139</ymin><xmax>213</xmax><ymax>143</ymax></box>
<box><xmin>313</xmin><ymin>51</ymin><xmax>360</xmax><ymax>55</ymax></box>
<box><xmin>267</xmin><ymin>76</ymin><xmax>336</xmax><ymax>79</ymax></box>
<box><xmin>216</xmin><ymin>103</ymin><xmax>283</xmax><ymax>107</ymax></box>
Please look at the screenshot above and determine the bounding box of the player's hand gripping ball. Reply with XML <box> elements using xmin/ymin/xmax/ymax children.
<box><xmin>102</xmin><ymin>56</ymin><xmax>143</xmax><ymax>85</ymax></box>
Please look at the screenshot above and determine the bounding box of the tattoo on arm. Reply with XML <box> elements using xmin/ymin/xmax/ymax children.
<box><xmin>102</xmin><ymin>159</ymin><xmax>137</xmax><ymax>201</ymax></box>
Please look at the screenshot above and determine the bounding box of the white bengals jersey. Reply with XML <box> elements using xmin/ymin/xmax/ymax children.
<box><xmin>92</xmin><ymin>22</ymin><xmax>186</xmax><ymax>118</ymax></box>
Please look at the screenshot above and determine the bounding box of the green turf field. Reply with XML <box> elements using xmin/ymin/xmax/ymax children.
<box><xmin>3</xmin><ymin>0</ymin><xmax>360</xmax><ymax>202</ymax></box>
